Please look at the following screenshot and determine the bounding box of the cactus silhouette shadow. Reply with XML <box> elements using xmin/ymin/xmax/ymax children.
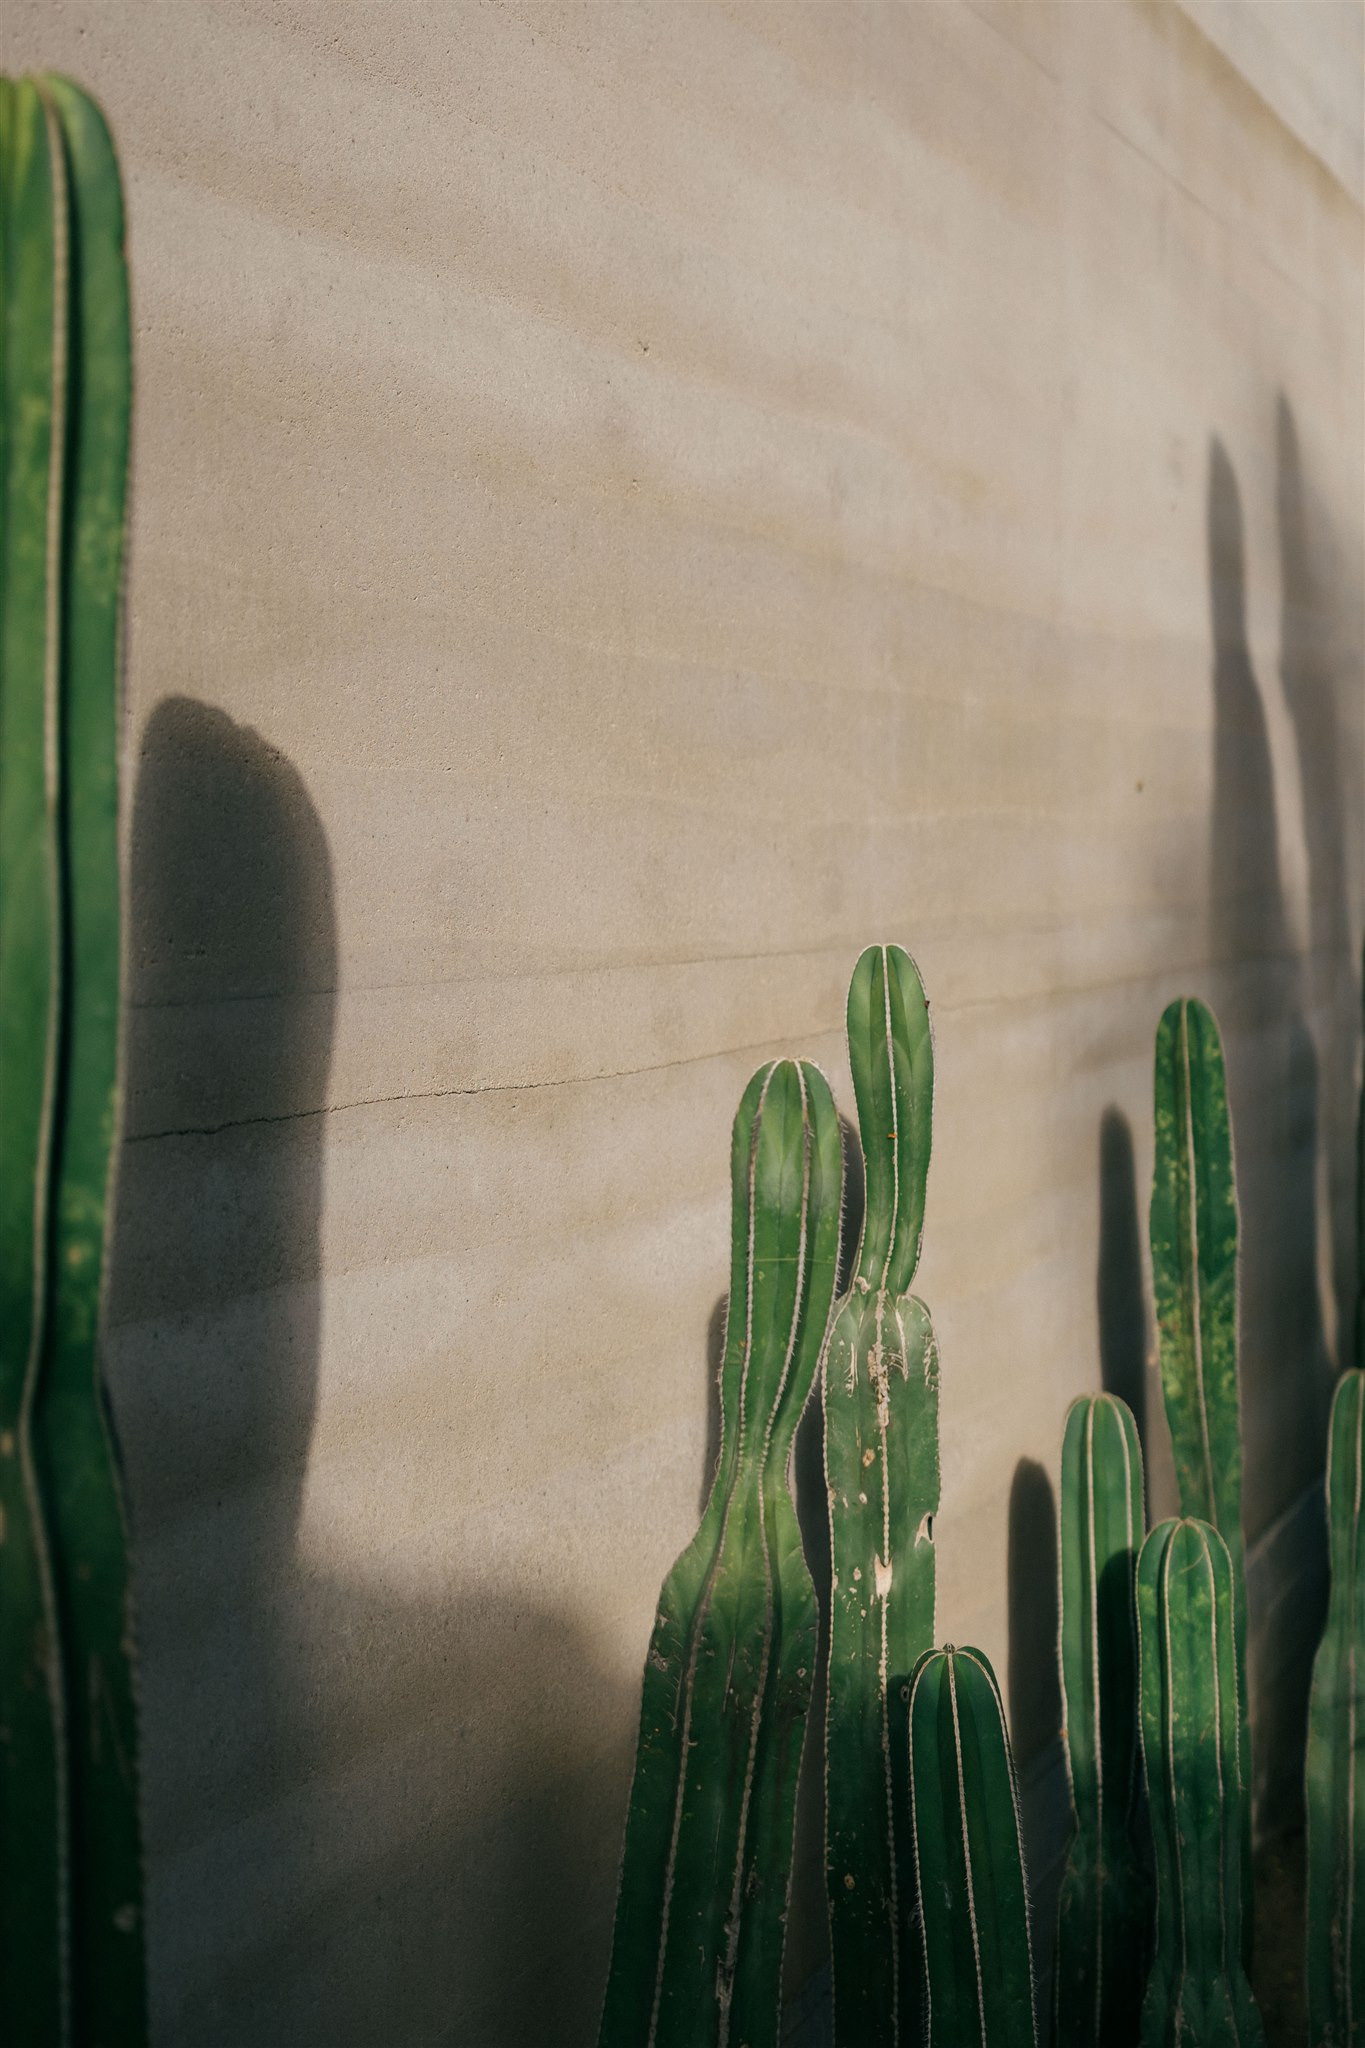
<box><xmin>106</xmin><ymin>698</ymin><xmax>624</xmax><ymax>2048</ymax></box>
<box><xmin>1205</xmin><ymin>430</ymin><xmax>1349</xmax><ymax>1840</ymax></box>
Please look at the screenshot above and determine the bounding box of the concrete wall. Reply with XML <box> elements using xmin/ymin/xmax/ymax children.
<box><xmin>5</xmin><ymin>4</ymin><xmax>1362</xmax><ymax>2042</ymax></box>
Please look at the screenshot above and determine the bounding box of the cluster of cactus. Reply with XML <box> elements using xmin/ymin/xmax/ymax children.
<box><xmin>601</xmin><ymin>939</ymin><xmax>1361</xmax><ymax>2048</ymax></box>
<box><xmin>601</xmin><ymin>952</ymin><xmax>1042</xmax><ymax>2048</ymax></box>
<box><xmin>0</xmin><ymin>74</ymin><xmax>145</xmax><ymax>2044</ymax></box>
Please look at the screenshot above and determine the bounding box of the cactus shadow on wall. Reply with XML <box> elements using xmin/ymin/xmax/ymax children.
<box><xmin>1206</xmin><ymin>423</ymin><xmax>1348</xmax><ymax>1841</ymax></box>
<box><xmin>107</xmin><ymin>699</ymin><xmax>626</xmax><ymax>2048</ymax></box>
<box><xmin>1006</xmin><ymin>1454</ymin><xmax>1065</xmax><ymax>1993</ymax></box>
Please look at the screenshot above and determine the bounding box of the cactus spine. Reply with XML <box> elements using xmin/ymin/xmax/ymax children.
<box><xmin>907</xmin><ymin>1644</ymin><xmax>1037</xmax><ymax>2047</ymax></box>
<box><xmin>1150</xmin><ymin>998</ymin><xmax>1251</xmax><ymax>1951</ymax></box>
<box><xmin>599</xmin><ymin>1058</ymin><xmax>842</xmax><ymax>2048</ymax></box>
<box><xmin>824</xmin><ymin>944</ymin><xmax>939</xmax><ymax>2047</ymax></box>
<box><xmin>1305</xmin><ymin>1369</ymin><xmax>1365</xmax><ymax>2047</ymax></box>
<box><xmin>1136</xmin><ymin>1518</ymin><xmax>1262</xmax><ymax>2048</ymax></box>
<box><xmin>1</xmin><ymin>74</ymin><xmax>145</xmax><ymax>2043</ymax></box>
<box><xmin>1055</xmin><ymin>1393</ymin><xmax>1150</xmax><ymax>2047</ymax></box>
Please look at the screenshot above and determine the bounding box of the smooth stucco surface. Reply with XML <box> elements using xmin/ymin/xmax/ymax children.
<box><xmin>4</xmin><ymin>5</ymin><xmax>1363</xmax><ymax>2042</ymax></box>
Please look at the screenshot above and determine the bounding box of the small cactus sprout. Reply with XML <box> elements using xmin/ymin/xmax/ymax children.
<box><xmin>1150</xmin><ymin>998</ymin><xmax>1251</xmax><ymax>1954</ymax></box>
<box><xmin>1055</xmin><ymin>1394</ymin><xmax>1150</xmax><ymax>2048</ymax></box>
<box><xmin>599</xmin><ymin>1058</ymin><xmax>843</xmax><ymax>2048</ymax></box>
<box><xmin>907</xmin><ymin>1644</ymin><xmax>1038</xmax><ymax>2048</ymax></box>
<box><xmin>1</xmin><ymin>75</ymin><xmax>144</xmax><ymax>2043</ymax></box>
<box><xmin>1136</xmin><ymin>1518</ymin><xmax>1262</xmax><ymax>2048</ymax></box>
<box><xmin>824</xmin><ymin>943</ymin><xmax>940</xmax><ymax>2048</ymax></box>
<box><xmin>1305</xmin><ymin>1369</ymin><xmax>1365</xmax><ymax>2048</ymax></box>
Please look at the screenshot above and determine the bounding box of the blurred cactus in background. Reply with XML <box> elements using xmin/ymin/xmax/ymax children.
<box><xmin>598</xmin><ymin>1058</ymin><xmax>842</xmax><ymax>2048</ymax></box>
<box><xmin>0</xmin><ymin>73</ymin><xmax>145</xmax><ymax>2046</ymax></box>
<box><xmin>824</xmin><ymin>944</ymin><xmax>939</xmax><ymax>2048</ymax></box>
<box><xmin>1055</xmin><ymin>1392</ymin><xmax>1150</xmax><ymax>2048</ymax></box>
<box><xmin>1305</xmin><ymin>1368</ymin><xmax>1365</xmax><ymax>2048</ymax></box>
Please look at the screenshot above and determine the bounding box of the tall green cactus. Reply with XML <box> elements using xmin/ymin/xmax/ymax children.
<box><xmin>1136</xmin><ymin>1518</ymin><xmax>1262</xmax><ymax>2048</ymax></box>
<box><xmin>1305</xmin><ymin>1369</ymin><xmax>1365</xmax><ymax>2048</ymax></box>
<box><xmin>1</xmin><ymin>73</ymin><xmax>143</xmax><ymax>2045</ymax></box>
<box><xmin>823</xmin><ymin>943</ymin><xmax>939</xmax><ymax>2047</ymax></box>
<box><xmin>907</xmin><ymin>1644</ymin><xmax>1037</xmax><ymax>2047</ymax></box>
<box><xmin>1055</xmin><ymin>1393</ymin><xmax>1150</xmax><ymax>2047</ymax></box>
<box><xmin>1150</xmin><ymin>997</ymin><xmax>1251</xmax><ymax>1953</ymax></box>
<box><xmin>599</xmin><ymin>1058</ymin><xmax>842</xmax><ymax>2048</ymax></box>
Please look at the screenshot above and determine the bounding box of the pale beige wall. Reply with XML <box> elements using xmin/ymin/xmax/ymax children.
<box><xmin>4</xmin><ymin>4</ymin><xmax>1362</xmax><ymax>2043</ymax></box>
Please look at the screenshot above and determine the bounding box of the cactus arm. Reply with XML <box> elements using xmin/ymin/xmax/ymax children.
<box><xmin>731</xmin><ymin>1070</ymin><xmax>843</xmax><ymax>2032</ymax></box>
<box><xmin>1055</xmin><ymin>1394</ymin><xmax>1149</xmax><ymax>2048</ymax></box>
<box><xmin>908</xmin><ymin>1644</ymin><xmax>1037</xmax><ymax>2047</ymax></box>
<box><xmin>0</xmin><ymin>73</ymin><xmax>69</xmax><ymax>2041</ymax></box>
<box><xmin>1150</xmin><ymin>999</ymin><xmax>1242</xmax><ymax>1565</ymax></box>
<box><xmin>1136</xmin><ymin>1519</ymin><xmax>1262</xmax><ymax>2048</ymax></box>
<box><xmin>825</xmin><ymin>945</ymin><xmax>939</xmax><ymax>2047</ymax></box>
<box><xmin>1150</xmin><ymin>999</ymin><xmax>1252</xmax><ymax>1961</ymax></box>
<box><xmin>1305</xmin><ymin>1369</ymin><xmax>1365</xmax><ymax>2048</ymax></box>
<box><xmin>847</xmin><ymin>943</ymin><xmax>933</xmax><ymax>1301</ymax></box>
<box><xmin>600</xmin><ymin>1060</ymin><xmax>841</xmax><ymax>2048</ymax></box>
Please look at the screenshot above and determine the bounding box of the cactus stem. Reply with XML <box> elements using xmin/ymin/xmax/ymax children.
<box><xmin>1176</xmin><ymin>1005</ymin><xmax>1219</xmax><ymax>1519</ymax></box>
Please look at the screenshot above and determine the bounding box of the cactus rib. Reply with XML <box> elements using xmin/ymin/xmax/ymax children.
<box><xmin>599</xmin><ymin>1058</ymin><xmax>842</xmax><ymax>2048</ymax></box>
<box><xmin>824</xmin><ymin>943</ymin><xmax>939</xmax><ymax>2048</ymax></box>
<box><xmin>1305</xmin><ymin>1368</ymin><xmax>1365</xmax><ymax>2048</ymax></box>
<box><xmin>1055</xmin><ymin>1393</ymin><xmax>1150</xmax><ymax>2048</ymax></box>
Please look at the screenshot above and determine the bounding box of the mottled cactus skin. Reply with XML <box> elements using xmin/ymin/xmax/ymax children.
<box><xmin>1150</xmin><ymin>999</ymin><xmax>1251</xmax><ymax>1956</ymax></box>
<box><xmin>1055</xmin><ymin>1393</ymin><xmax>1150</xmax><ymax>2048</ymax></box>
<box><xmin>1305</xmin><ymin>1370</ymin><xmax>1365</xmax><ymax>2048</ymax></box>
<box><xmin>824</xmin><ymin>944</ymin><xmax>939</xmax><ymax>2048</ymax></box>
<box><xmin>1136</xmin><ymin>1519</ymin><xmax>1262</xmax><ymax>2048</ymax></box>
<box><xmin>0</xmin><ymin>76</ymin><xmax>145</xmax><ymax>2044</ymax></box>
<box><xmin>599</xmin><ymin>1058</ymin><xmax>843</xmax><ymax>2048</ymax></box>
<box><xmin>907</xmin><ymin>1644</ymin><xmax>1037</xmax><ymax>2048</ymax></box>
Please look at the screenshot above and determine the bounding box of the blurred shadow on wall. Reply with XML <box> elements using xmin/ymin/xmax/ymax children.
<box><xmin>1006</xmin><ymin>1454</ymin><xmax>1065</xmax><ymax>1974</ymax></box>
<box><xmin>110</xmin><ymin>699</ymin><xmax>625</xmax><ymax>2048</ymax></box>
<box><xmin>1207</xmin><ymin>430</ymin><xmax>1341</xmax><ymax>1837</ymax></box>
<box><xmin>1276</xmin><ymin>395</ymin><xmax>1359</xmax><ymax>1366</ymax></box>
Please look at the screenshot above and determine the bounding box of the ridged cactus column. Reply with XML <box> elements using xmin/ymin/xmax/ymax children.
<box><xmin>599</xmin><ymin>1058</ymin><xmax>842</xmax><ymax>2048</ymax></box>
<box><xmin>1305</xmin><ymin>1368</ymin><xmax>1365</xmax><ymax>2048</ymax></box>
<box><xmin>1055</xmin><ymin>1393</ymin><xmax>1150</xmax><ymax>2048</ymax></box>
<box><xmin>1</xmin><ymin>74</ymin><xmax>144</xmax><ymax>2045</ymax></box>
<box><xmin>824</xmin><ymin>943</ymin><xmax>939</xmax><ymax>2048</ymax></box>
<box><xmin>907</xmin><ymin>1644</ymin><xmax>1037</xmax><ymax>2047</ymax></box>
<box><xmin>1150</xmin><ymin>997</ymin><xmax>1252</xmax><ymax>1951</ymax></box>
<box><xmin>1136</xmin><ymin>1518</ymin><xmax>1262</xmax><ymax>2048</ymax></box>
